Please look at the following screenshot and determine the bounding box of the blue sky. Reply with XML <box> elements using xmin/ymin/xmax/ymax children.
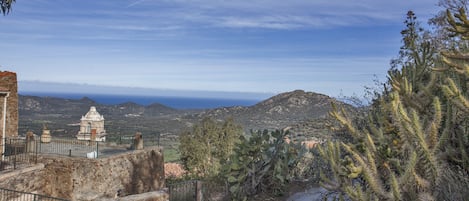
<box><xmin>0</xmin><ymin>0</ymin><xmax>440</xmax><ymax>99</ymax></box>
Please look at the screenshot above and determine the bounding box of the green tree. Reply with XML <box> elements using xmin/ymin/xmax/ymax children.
<box><xmin>179</xmin><ymin>117</ymin><xmax>243</xmax><ymax>177</ymax></box>
<box><xmin>1</xmin><ymin>0</ymin><xmax>15</xmax><ymax>15</ymax></box>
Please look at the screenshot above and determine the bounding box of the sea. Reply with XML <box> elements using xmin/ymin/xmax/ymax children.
<box><xmin>20</xmin><ymin>92</ymin><xmax>261</xmax><ymax>109</ymax></box>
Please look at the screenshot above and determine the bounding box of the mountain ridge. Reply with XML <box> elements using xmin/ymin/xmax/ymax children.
<box><xmin>197</xmin><ymin>90</ymin><xmax>353</xmax><ymax>131</ymax></box>
<box><xmin>18</xmin><ymin>90</ymin><xmax>354</xmax><ymax>141</ymax></box>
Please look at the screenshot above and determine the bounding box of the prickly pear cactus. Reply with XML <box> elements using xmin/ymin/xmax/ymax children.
<box><xmin>224</xmin><ymin>129</ymin><xmax>306</xmax><ymax>200</ymax></box>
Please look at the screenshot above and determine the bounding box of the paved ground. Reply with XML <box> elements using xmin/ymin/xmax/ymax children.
<box><xmin>37</xmin><ymin>140</ymin><xmax>131</xmax><ymax>158</ymax></box>
<box><xmin>286</xmin><ymin>187</ymin><xmax>328</xmax><ymax>201</ymax></box>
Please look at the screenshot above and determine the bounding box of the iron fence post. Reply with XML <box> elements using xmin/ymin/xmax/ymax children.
<box><xmin>96</xmin><ymin>141</ymin><xmax>99</xmax><ymax>158</ymax></box>
<box><xmin>13</xmin><ymin>144</ymin><xmax>16</xmax><ymax>169</ymax></box>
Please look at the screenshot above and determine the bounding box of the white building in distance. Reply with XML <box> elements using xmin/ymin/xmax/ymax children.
<box><xmin>76</xmin><ymin>106</ymin><xmax>106</xmax><ymax>142</ymax></box>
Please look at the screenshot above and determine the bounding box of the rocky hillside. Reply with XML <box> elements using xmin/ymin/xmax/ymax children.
<box><xmin>20</xmin><ymin>96</ymin><xmax>97</xmax><ymax>116</ymax></box>
<box><xmin>197</xmin><ymin>90</ymin><xmax>354</xmax><ymax>133</ymax></box>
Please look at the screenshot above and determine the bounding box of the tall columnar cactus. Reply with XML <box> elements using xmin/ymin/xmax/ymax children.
<box><xmin>320</xmin><ymin>92</ymin><xmax>442</xmax><ymax>201</ymax></box>
<box><xmin>319</xmin><ymin>8</ymin><xmax>469</xmax><ymax>201</ymax></box>
<box><xmin>0</xmin><ymin>0</ymin><xmax>15</xmax><ymax>15</ymax></box>
<box><xmin>437</xmin><ymin>8</ymin><xmax>469</xmax><ymax>172</ymax></box>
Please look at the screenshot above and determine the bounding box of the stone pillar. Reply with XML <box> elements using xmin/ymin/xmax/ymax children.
<box><xmin>41</xmin><ymin>127</ymin><xmax>51</xmax><ymax>143</ymax></box>
<box><xmin>134</xmin><ymin>132</ymin><xmax>143</xmax><ymax>150</ymax></box>
<box><xmin>26</xmin><ymin>131</ymin><xmax>36</xmax><ymax>153</ymax></box>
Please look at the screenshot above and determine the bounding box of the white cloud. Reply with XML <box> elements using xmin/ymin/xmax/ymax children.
<box><xmin>137</xmin><ymin>0</ymin><xmax>440</xmax><ymax>29</ymax></box>
<box><xmin>1</xmin><ymin>0</ymin><xmax>440</xmax><ymax>98</ymax></box>
<box><xmin>127</xmin><ymin>0</ymin><xmax>148</xmax><ymax>8</ymax></box>
<box><xmin>6</xmin><ymin>0</ymin><xmax>440</xmax><ymax>38</ymax></box>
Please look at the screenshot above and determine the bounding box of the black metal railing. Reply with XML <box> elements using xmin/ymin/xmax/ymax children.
<box><xmin>0</xmin><ymin>187</ymin><xmax>69</xmax><ymax>201</ymax></box>
<box><xmin>1</xmin><ymin>133</ymin><xmax>162</xmax><ymax>169</ymax></box>
<box><xmin>168</xmin><ymin>180</ymin><xmax>196</xmax><ymax>201</ymax></box>
<box><xmin>167</xmin><ymin>180</ymin><xmax>203</xmax><ymax>201</ymax></box>
<box><xmin>106</xmin><ymin>133</ymin><xmax>160</xmax><ymax>147</ymax></box>
<box><xmin>201</xmin><ymin>181</ymin><xmax>228</xmax><ymax>201</ymax></box>
<box><xmin>167</xmin><ymin>179</ymin><xmax>228</xmax><ymax>201</ymax></box>
<box><xmin>1</xmin><ymin>138</ymin><xmax>37</xmax><ymax>171</ymax></box>
<box><xmin>37</xmin><ymin>137</ymin><xmax>99</xmax><ymax>158</ymax></box>
<box><xmin>1</xmin><ymin>136</ymin><xmax>103</xmax><ymax>171</ymax></box>
<box><xmin>106</xmin><ymin>135</ymin><xmax>135</xmax><ymax>145</ymax></box>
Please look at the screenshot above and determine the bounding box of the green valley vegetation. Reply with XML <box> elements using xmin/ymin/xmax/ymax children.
<box><xmin>318</xmin><ymin>7</ymin><xmax>469</xmax><ymax>201</ymax></box>
<box><xmin>179</xmin><ymin>117</ymin><xmax>243</xmax><ymax>177</ymax></box>
<box><xmin>178</xmin><ymin>118</ymin><xmax>309</xmax><ymax>200</ymax></box>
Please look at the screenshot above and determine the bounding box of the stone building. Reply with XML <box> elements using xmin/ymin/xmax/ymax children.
<box><xmin>76</xmin><ymin>106</ymin><xmax>106</xmax><ymax>142</ymax></box>
<box><xmin>0</xmin><ymin>71</ymin><xmax>18</xmax><ymax>160</ymax></box>
<box><xmin>0</xmin><ymin>71</ymin><xmax>18</xmax><ymax>137</ymax></box>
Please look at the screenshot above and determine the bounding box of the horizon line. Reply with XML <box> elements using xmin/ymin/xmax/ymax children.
<box><xmin>18</xmin><ymin>80</ymin><xmax>277</xmax><ymax>100</ymax></box>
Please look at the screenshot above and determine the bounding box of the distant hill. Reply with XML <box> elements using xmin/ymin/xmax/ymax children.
<box><xmin>19</xmin><ymin>95</ymin><xmax>178</xmax><ymax>117</ymax></box>
<box><xmin>20</xmin><ymin>95</ymin><xmax>95</xmax><ymax>115</ymax></box>
<box><xmin>18</xmin><ymin>95</ymin><xmax>183</xmax><ymax>137</ymax></box>
<box><xmin>197</xmin><ymin>90</ymin><xmax>355</xmax><ymax>134</ymax></box>
<box><xmin>18</xmin><ymin>90</ymin><xmax>355</xmax><ymax>141</ymax></box>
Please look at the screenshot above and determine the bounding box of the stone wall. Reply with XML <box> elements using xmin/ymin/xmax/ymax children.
<box><xmin>0</xmin><ymin>147</ymin><xmax>165</xmax><ymax>201</ymax></box>
<box><xmin>0</xmin><ymin>71</ymin><xmax>18</xmax><ymax>137</ymax></box>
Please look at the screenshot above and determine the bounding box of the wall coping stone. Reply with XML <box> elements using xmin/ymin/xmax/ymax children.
<box><xmin>0</xmin><ymin>164</ymin><xmax>44</xmax><ymax>181</ymax></box>
<box><xmin>100</xmin><ymin>190</ymin><xmax>168</xmax><ymax>201</ymax></box>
